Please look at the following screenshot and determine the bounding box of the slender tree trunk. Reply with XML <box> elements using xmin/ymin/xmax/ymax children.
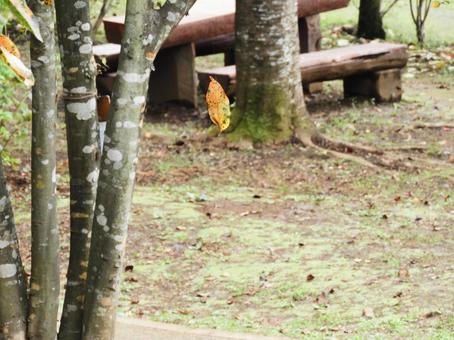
<box><xmin>27</xmin><ymin>1</ymin><xmax>60</xmax><ymax>339</ymax></box>
<box><xmin>0</xmin><ymin>158</ymin><xmax>27</xmax><ymax>340</ymax></box>
<box><xmin>54</xmin><ymin>1</ymin><xmax>100</xmax><ymax>338</ymax></box>
<box><xmin>357</xmin><ymin>0</ymin><xmax>386</xmax><ymax>39</ymax></box>
<box><xmin>92</xmin><ymin>0</ymin><xmax>114</xmax><ymax>40</ymax></box>
<box><xmin>231</xmin><ymin>0</ymin><xmax>317</xmax><ymax>143</ymax></box>
<box><xmin>82</xmin><ymin>1</ymin><xmax>195</xmax><ymax>338</ymax></box>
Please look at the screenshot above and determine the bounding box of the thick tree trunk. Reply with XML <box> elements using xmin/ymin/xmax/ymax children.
<box><xmin>357</xmin><ymin>0</ymin><xmax>386</xmax><ymax>39</ymax></box>
<box><xmin>54</xmin><ymin>1</ymin><xmax>100</xmax><ymax>338</ymax></box>
<box><xmin>0</xmin><ymin>158</ymin><xmax>27</xmax><ymax>340</ymax></box>
<box><xmin>81</xmin><ymin>1</ymin><xmax>195</xmax><ymax>339</ymax></box>
<box><xmin>27</xmin><ymin>1</ymin><xmax>60</xmax><ymax>339</ymax></box>
<box><xmin>231</xmin><ymin>0</ymin><xmax>317</xmax><ymax>143</ymax></box>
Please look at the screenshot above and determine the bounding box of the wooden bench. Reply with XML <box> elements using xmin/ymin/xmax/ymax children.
<box><xmin>95</xmin><ymin>0</ymin><xmax>350</xmax><ymax>107</ymax></box>
<box><xmin>198</xmin><ymin>43</ymin><xmax>409</xmax><ymax>102</ymax></box>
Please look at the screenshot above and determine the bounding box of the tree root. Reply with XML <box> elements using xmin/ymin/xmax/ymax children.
<box><xmin>296</xmin><ymin>131</ymin><xmax>382</xmax><ymax>169</ymax></box>
<box><xmin>295</xmin><ymin>130</ymin><xmax>448</xmax><ymax>171</ymax></box>
<box><xmin>410</xmin><ymin>123</ymin><xmax>454</xmax><ymax>130</ymax></box>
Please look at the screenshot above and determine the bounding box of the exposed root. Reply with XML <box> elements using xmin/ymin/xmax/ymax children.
<box><xmin>382</xmin><ymin>145</ymin><xmax>427</xmax><ymax>152</ymax></box>
<box><xmin>312</xmin><ymin>134</ymin><xmax>384</xmax><ymax>156</ymax></box>
<box><xmin>297</xmin><ymin>131</ymin><xmax>382</xmax><ymax>169</ymax></box>
<box><xmin>411</xmin><ymin>123</ymin><xmax>454</xmax><ymax>130</ymax></box>
<box><xmin>294</xmin><ymin>130</ymin><xmax>445</xmax><ymax>171</ymax></box>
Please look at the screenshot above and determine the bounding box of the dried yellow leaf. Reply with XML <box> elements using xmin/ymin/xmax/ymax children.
<box><xmin>0</xmin><ymin>35</ymin><xmax>20</xmax><ymax>58</ymax></box>
<box><xmin>0</xmin><ymin>45</ymin><xmax>34</xmax><ymax>86</ymax></box>
<box><xmin>206</xmin><ymin>76</ymin><xmax>230</xmax><ymax>133</ymax></box>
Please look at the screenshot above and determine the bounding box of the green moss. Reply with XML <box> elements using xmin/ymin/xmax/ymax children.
<box><xmin>228</xmin><ymin>84</ymin><xmax>295</xmax><ymax>143</ymax></box>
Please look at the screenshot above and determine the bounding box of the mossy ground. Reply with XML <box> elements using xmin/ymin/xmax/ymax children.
<box><xmin>5</xmin><ymin>65</ymin><xmax>453</xmax><ymax>339</ymax></box>
<box><xmin>2</xmin><ymin>3</ymin><xmax>454</xmax><ymax>338</ymax></box>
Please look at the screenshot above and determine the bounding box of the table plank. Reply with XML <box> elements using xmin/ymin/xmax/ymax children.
<box><xmin>103</xmin><ymin>0</ymin><xmax>350</xmax><ymax>46</ymax></box>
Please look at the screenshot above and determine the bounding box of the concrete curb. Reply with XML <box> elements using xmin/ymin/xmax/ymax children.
<box><xmin>115</xmin><ymin>317</ymin><xmax>291</xmax><ymax>340</ymax></box>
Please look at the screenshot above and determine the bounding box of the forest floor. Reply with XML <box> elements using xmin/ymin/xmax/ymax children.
<box><xmin>6</xmin><ymin>50</ymin><xmax>453</xmax><ymax>339</ymax></box>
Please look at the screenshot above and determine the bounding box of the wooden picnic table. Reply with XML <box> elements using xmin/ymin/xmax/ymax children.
<box><xmin>98</xmin><ymin>0</ymin><xmax>350</xmax><ymax>107</ymax></box>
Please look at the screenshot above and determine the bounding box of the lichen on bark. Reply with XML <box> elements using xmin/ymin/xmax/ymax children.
<box><xmin>54</xmin><ymin>1</ymin><xmax>100</xmax><ymax>338</ymax></box>
<box><xmin>0</xmin><ymin>158</ymin><xmax>27</xmax><ymax>340</ymax></box>
<box><xmin>81</xmin><ymin>0</ymin><xmax>196</xmax><ymax>338</ymax></box>
<box><xmin>28</xmin><ymin>0</ymin><xmax>60</xmax><ymax>338</ymax></box>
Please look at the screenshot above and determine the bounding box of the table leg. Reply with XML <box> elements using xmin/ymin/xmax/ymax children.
<box><xmin>299</xmin><ymin>14</ymin><xmax>323</xmax><ymax>94</ymax></box>
<box><xmin>148</xmin><ymin>43</ymin><xmax>198</xmax><ymax>108</ymax></box>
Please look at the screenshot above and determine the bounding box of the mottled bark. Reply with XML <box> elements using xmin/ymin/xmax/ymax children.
<box><xmin>357</xmin><ymin>0</ymin><xmax>386</xmax><ymax>40</ymax></box>
<box><xmin>0</xmin><ymin>158</ymin><xmax>27</xmax><ymax>340</ymax></box>
<box><xmin>27</xmin><ymin>1</ymin><xmax>60</xmax><ymax>339</ymax></box>
<box><xmin>82</xmin><ymin>1</ymin><xmax>195</xmax><ymax>338</ymax></box>
<box><xmin>231</xmin><ymin>0</ymin><xmax>316</xmax><ymax>143</ymax></box>
<box><xmin>54</xmin><ymin>1</ymin><xmax>99</xmax><ymax>339</ymax></box>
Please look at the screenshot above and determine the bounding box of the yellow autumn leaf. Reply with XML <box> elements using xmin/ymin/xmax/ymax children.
<box><xmin>206</xmin><ymin>76</ymin><xmax>231</xmax><ymax>133</ymax></box>
<box><xmin>0</xmin><ymin>35</ymin><xmax>21</xmax><ymax>58</ymax></box>
<box><xmin>0</xmin><ymin>45</ymin><xmax>34</xmax><ymax>86</ymax></box>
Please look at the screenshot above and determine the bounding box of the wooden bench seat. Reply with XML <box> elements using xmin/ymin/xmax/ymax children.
<box><xmin>198</xmin><ymin>43</ymin><xmax>409</xmax><ymax>102</ymax></box>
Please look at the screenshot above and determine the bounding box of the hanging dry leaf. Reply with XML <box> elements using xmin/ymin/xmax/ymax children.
<box><xmin>97</xmin><ymin>95</ymin><xmax>111</xmax><ymax>122</ymax></box>
<box><xmin>0</xmin><ymin>35</ymin><xmax>21</xmax><ymax>58</ymax></box>
<box><xmin>0</xmin><ymin>46</ymin><xmax>34</xmax><ymax>86</ymax></box>
<box><xmin>206</xmin><ymin>76</ymin><xmax>231</xmax><ymax>133</ymax></box>
<box><xmin>1</xmin><ymin>0</ymin><xmax>43</xmax><ymax>42</ymax></box>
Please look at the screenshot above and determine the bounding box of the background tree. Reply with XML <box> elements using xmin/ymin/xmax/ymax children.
<box><xmin>357</xmin><ymin>0</ymin><xmax>386</xmax><ymax>39</ymax></box>
<box><xmin>231</xmin><ymin>0</ymin><xmax>382</xmax><ymax>168</ymax></box>
<box><xmin>409</xmin><ymin>0</ymin><xmax>441</xmax><ymax>45</ymax></box>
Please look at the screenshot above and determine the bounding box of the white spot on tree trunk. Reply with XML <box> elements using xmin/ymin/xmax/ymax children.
<box><xmin>107</xmin><ymin>149</ymin><xmax>123</xmax><ymax>162</ymax></box>
<box><xmin>79</xmin><ymin>43</ymin><xmax>92</xmax><ymax>54</ymax></box>
<box><xmin>0</xmin><ymin>264</ymin><xmax>17</xmax><ymax>278</ymax></box>
<box><xmin>81</xmin><ymin>23</ymin><xmax>90</xmax><ymax>31</ymax></box>
<box><xmin>0</xmin><ymin>240</ymin><xmax>10</xmax><ymax>249</ymax></box>
<box><xmin>74</xmin><ymin>1</ymin><xmax>86</xmax><ymax>9</ymax></box>
<box><xmin>86</xmin><ymin>169</ymin><xmax>99</xmax><ymax>184</ymax></box>
<box><xmin>82</xmin><ymin>145</ymin><xmax>96</xmax><ymax>154</ymax></box>
<box><xmin>67</xmin><ymin>98</ymin><xmax>96</xmax><ymax>120</ymax></box>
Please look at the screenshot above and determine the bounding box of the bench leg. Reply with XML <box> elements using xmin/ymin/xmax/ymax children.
<box><xmin>224</xmin><ymin>49</ymin><xmax>235</xmax><ymax>66</ymax></box>
<box><xmin>299</xmin><ymin>15</ymin><xmax>323</xmax><ymax>94</ymax></box>
<box><xmin>344</xmin><ymin>69</ymin><xmax>403</xmax><ymax>102</ymax></box>
<box><xmin>148</xmin><ymin>43</ymin><xmax>198</xmax><ymax>108</ymax></box>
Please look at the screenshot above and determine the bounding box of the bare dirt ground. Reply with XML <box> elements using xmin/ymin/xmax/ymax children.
<box><xmin>8</xmin><ymin>60</ymin><xmax>454</xmax><ymax>338</ymax></box>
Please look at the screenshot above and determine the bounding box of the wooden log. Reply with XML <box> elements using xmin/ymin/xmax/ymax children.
<box><xmin>198</xmin><ymin>43</ymin><xmax>408</xmax><ymax>101</ymax></box>
<box><xmin>344</xmin><ymin>69</ymin><xmax>403</xmax><ymax>102</ymax></box>
<box><xmin>148</xmin><ymin>43</ymin><xmax>198</xmax><ymax>107</ymax></box>
<box><xmin>103</xmin><ymin>0</ymin><xmax>350</xmax><ymax>46</ymax></box>
<box><xmin>195</xmin><ymin>33</ymin><xmax>235</xmax><ymax>56</ymax></box>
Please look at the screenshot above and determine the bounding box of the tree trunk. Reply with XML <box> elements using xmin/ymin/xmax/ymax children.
<box><xmin>81</xmin><ymin>1</ymin><xmax>195</xmax><ymax>338</ymax></box>
<box><xmin>27</xmin><ymin>1</ymin><xmax>60</xmax><ymax>339</ymax></box>
<box><xmin>54</xmin><ymin>1</ymin><xmax>100</xmax><ymax>338</ymax></box>
<box><xmin>357</xmin><ymin>0</ymin><xmax>386</xmax><ymax>40</ymax></box>
<box><xmin>231</xmin><ymin>0</ymin><xmax>317</xmax><ymax>143</ymax></box>
<box><xmin>0</xmin><ymin>158</ymin><xmax>27</xmax><ymax>340</ymax></box>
